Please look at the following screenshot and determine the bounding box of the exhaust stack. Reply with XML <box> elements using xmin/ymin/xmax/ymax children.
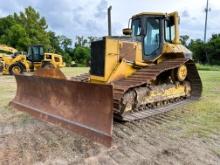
<box><xmin>108</xmin><ymin>6</ymin><xmax>112</xmax><ymax>36</ymax></box>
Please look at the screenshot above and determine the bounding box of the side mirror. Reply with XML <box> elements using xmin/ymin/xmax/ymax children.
<box><xmin>123</xmin><ymin>28</ymin><xmax>132</xmax><ymax>35</ymax></box>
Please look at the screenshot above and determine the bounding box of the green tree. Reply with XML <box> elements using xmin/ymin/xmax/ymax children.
<box><xmin>188</xmin><ymin>39</ymin><xmax>206</xmax><ymax>64</ymax></box>
<box><xmin>72</xmin><ymin>36</ymin><xmax>97</xmax><ymax>66</ymax></box>
<box><xmin>48</xmin><ymin>31</ymin><xmax>62</xmax><ymax>53</ymax></box>
<box><xmin>59</xmin><ymin>35</ymin><xmax>74</xmax><ymax>66</ymax></box>
<box><xmin>14</xmin><ymin>6</ymin><xmax>51</xmax><ymax>50</ymax></box>
<box><xmin>206</xmin><ymin>34</ymin><xmax>220</xmax><ymax>64</ymax></box>
<box><xmin>0</xmin><ymin>23</ymin><xmax>30</xmax><ymax>49</ymax></box>
<box><xmin>0</xmin><ymin>6</ymin><xmax>51</xmax><ymax>51</ymax></box>
<box><xmin>188</xmin><ymin>34</ymin><xmax>220</xmax><ymax>65</ymax></box>
<box><xmin>0</xmin><ymin>15</ymin><xmax>16</xmax><ymax>36</ymax></box>
<box><xmin>62</xmin><ymin>53</ymin><xmax>72</xmax><ymax>67</ymax></box>
<box><xmin>59</xmin><ymin>35</ymin><xmax>72</xmax><ymax>50</ymax></box>
<box><xmin>73</xmin><ymin>46</ymin><xmax>90</xmax><ymax>66</ymax></box>
<box><xmin>0</xmin><ymin>6</ymin><xmax>74</xmax><ymax>65</ymax></box>
<box><xmin>75</xmin><ymin>36</ymin><xmax>88</xmax><ymax>47</ymax></box>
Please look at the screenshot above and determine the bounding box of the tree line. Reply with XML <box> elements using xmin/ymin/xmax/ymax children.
<box><xmin>0</xmin><ymin>6</ymin><xmax>93</xmax><ymax>66</ymax></box>
<box><xmin>0</xmin><ymin>6</ymin><xmax>219</xmax><ymax>66</ymax></box>
<box><xmin>181</xmin><ymin>34</ymin><xmax>220</xmax><ymax>65</ymax></box>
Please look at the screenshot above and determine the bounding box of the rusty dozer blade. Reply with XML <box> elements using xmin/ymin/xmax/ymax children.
<box><xmin>10</xmin><ymin>68</ymin><xmax>113</xmax><ymax>147</ymax></box>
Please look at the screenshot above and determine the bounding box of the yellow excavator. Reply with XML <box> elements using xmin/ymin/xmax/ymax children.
<box><xmin>0</xmin><ymin>45</ymin><xmax>64</xmax><ymax>75</ymax></box>
<box><xmin>10</xmin><ymin>8</ymin><xmax>202</xmax><ymax>147</ymax></box>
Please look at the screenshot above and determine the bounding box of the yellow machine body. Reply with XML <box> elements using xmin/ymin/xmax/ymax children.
<box><xmin>44</xmin><ymin>53</ymin><xmax>65</xmax><ymax>68</ymax></box>
<box><xmin>89</xmin><ymin>12</ymin><xmax>192</xmax><ymax>84</ymax></box>
<box><xmin>30</xmin><ymin>53</ymin><xmax>65</xmax><ymax>71</ymax></box>
<box><xmin>89</xmin><ymin>38</ymin><xmax>191</xmax><ymax>84</ymax></box>
<box><xmin>0</xmin><ymin>45</ymin><xmax>64</xmax><ymax>75</ymax></box>
<box><xmin>0</xmin><ymin>54</ymin><xmax>30</xmax><ymax>74</ymax></box>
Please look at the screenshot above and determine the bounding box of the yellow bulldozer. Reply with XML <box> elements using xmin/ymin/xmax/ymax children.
<box><xmin>10</xmin><ymin>8</ymin><xmax>202</xmax><ymax>147</ymax></box>
<box><xmin>0</xmin><ymin>44</ymin><xmax>64</xmax><ymax>75</ymax></box>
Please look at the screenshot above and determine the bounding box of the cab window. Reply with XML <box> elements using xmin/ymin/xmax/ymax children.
<box><xmin>45</xmin><ymin>54</ymin><xmax>52</xmax><ymax>59</ymax></box>
<box><xmin>27</xmin><ymin>46</ymin><xmax>44</xmax><ymax>62</ymax></box>
<box><xmin>55</xmin><ymin>57</ymin><xmax>60</xmax><ymax>62</ymax></box>
<box><xmin>131</xmin><ymin>19</ymin><xmax>142</xmax><ymax>36</ymax></box>
<box><xmin>165</xmin><ymin>17</ymin><xmax>175</xmax><ymax>42</ymax></box>
<box><xmin>144</xmin><ymin>18</ymin><xmax>160</xmax><ymax>56</ymax></box>
<box><xmin>39</xmin><ymin>47</ymin><xmax>44</xmax><ymax>56</ymax></box>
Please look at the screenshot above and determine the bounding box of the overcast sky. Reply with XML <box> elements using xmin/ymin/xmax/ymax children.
<box><xmin>0</xmin><ymin>0</ymin><xmax>220</xmax><ymax>41</ymax></box>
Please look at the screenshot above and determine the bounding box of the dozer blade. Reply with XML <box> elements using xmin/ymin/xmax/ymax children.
<box><xmin>10</xmin><ymin>69</ymin><xmax>113</xmax><ymax>147</ymax></box>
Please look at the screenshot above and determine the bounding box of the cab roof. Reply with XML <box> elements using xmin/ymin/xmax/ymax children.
<box><xmin>132</xmin><ymin>12</ymin><xmax>167</xmax><ymax>19</ymax></box>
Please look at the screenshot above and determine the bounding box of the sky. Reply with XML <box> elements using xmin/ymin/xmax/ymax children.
<box><xmin>0</xmin><ymin>0</ymin><xmax>220</xmax><ymax>42</ymax></box>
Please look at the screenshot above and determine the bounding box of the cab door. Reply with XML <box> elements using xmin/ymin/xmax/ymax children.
<box><xmin>142</xmin><ymin>16</ymin><xmax>164</xmax><ymax>61</ymax></box>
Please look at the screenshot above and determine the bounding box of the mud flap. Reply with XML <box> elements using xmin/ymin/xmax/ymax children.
<box><xmin>10</xmin><ymin>72</ymin><xmax>113</xmax><ymax>147</ymax></box>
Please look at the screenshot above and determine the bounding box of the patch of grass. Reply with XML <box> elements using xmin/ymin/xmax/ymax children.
<box><xmin>212</xmin><ymin>149</ymin><xmax>220</xmax><ymax>158</ymax></box>
<box><xmin>0</xmin><ymin>106</ymin><xmax>31</xmax><ymax>125</ymax></box>
<box><xmin>183</xmin><ymin>102</ymin><xmax>220</xmax><ymax>138</ymax></box>
<box><xmin>0</xmin><ymin>76</ymin><xmax>16</xmax><ymax>106</ymax></box>
<box><xmin>163</xmin><ymin>70</ymin><xmax>220</xmax><ymax>139</ymax></box>
<box><xmin>61</xmin><ymin>67</ymin><xmax>89</xmax><ymax>77</ymax></box>
<box><xmin>196</xmin><ymin>64</ymin><xmax>220</xmax><ymax>71</ymax></box>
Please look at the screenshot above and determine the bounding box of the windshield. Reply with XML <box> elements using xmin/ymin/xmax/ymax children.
<box><xmin>144</xmin><ymin>18</ymin><xmax>160</xmax><ymax>56</ymax></box>
<box><xmin>131</xmin><ymin>19</ymin><xmax>142</xmax><ymax>36</ymax></box>
<box><xmin>27</xmin><ymin>46</ymin><xmax>44</xmax><ymax>62</ymax></box>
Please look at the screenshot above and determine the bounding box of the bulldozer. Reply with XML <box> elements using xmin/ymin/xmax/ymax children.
<box><xmin>10</xmin><ymin>8</ymin><xmax>202</xmax><ymax>147</ymax></box>
<box><xmin>0</xmin><ymin>44</ymin><xmax>64</xmax><ymax>75</ymax></box>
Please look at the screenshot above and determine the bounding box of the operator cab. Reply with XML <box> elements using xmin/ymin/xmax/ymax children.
<box><xmin>27</xmin><ymin>45</ymin><xmax>44</xmax><ymax>62</ymax></box>
<box><xmin>124</xmin><ymin>12</ymin><xmax>179</xmax><ymax>61</ymax></box>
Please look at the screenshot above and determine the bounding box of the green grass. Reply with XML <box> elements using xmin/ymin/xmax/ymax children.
<box><xmin>186</xmin><ymin>71</ymin><xmax>220</xmax><ymax>136</ymax></box>
<box><xmin>196</xmin><ymin>64</ymin><xmax>220</xmax><ymax>71</ymax></box>
<box><xmin>163</xmin><ymin>70</ymin><xmax>220</xmax><ymax>139</ymax></box>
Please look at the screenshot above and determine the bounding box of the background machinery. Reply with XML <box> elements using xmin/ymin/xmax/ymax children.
<box><xmin>10</xmin><ymin>9</ymin><xmax>202</xmax><ymax>147</ymax></box>
<box><xmin>0</xmin><ymin>45</ymin><xmax>18</xmax><ymax>72</ymax></box>
<box><xmin>0</xmin><ymin>45</ymin><xmax>64</xmax><ymax>75</ymax></box>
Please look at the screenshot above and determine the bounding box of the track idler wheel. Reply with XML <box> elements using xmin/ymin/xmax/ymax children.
<box><xmin>171</xmin><ymin>64</ymin><xmax>188</xmax><ymax>82</ymax></box>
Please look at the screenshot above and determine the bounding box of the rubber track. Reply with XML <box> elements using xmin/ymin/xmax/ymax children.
<box><xmin>112</xmin><ymin>58</ymin><xmax>202</xmax><ymax>121</ymax></box>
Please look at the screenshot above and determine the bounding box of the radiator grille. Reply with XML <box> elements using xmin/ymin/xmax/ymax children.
<box><xmin>90</xmin><ymin>40</ymin><xmax>105</xmax><ymax>77</ymax></box>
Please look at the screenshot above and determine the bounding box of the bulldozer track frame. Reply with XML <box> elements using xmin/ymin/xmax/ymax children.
<box><xmin>112</xmin><ymin>58</ymin><xmax>202</xmax><ymax>121</ymax></box>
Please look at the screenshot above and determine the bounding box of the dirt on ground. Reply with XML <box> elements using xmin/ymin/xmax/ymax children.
<box><xmin>1</xmin><ymin>109</ymin><xmax>220</xmax><ymax>165</ymax></box>
<box><xmin>0</xmin><ymin>72</ymin><xmax>220</xmax><ymax>165</ymax></box>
